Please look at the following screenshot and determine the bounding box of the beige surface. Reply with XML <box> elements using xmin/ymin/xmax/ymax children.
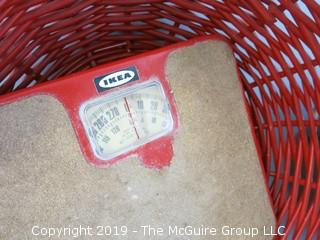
<box><xmin>0</xmin><ymin>40</ymin><xmax>274</xmax><ymax>240</ymax></box>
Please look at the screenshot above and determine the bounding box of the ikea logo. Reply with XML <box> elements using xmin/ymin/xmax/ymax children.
<box><xmin>99</xmin><ymin>70</ymin><xmax>134</xmax><ymax>88</ymax></box>
<box><xmin>94</xmin><ymin>66</ymin><xmax>139</xmax><ymax>92</ymax></box>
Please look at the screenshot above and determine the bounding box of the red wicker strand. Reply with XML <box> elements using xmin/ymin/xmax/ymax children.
<box><xmin>0</xmin><ymin>1</ymin><xmax>319</xmax><ymax>239</ymax></box>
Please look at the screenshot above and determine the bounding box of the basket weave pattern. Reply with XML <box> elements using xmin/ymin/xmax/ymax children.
<box><xmin>0</xmin><ymin>1</ymin><xmax>319</xmax><ymax>238</ymax></box>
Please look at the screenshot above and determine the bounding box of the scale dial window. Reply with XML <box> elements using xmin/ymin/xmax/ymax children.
<box><xmin>80</xmin><ymin>81</ymin><xmax>174</xmax><ymax>160</ymax></box>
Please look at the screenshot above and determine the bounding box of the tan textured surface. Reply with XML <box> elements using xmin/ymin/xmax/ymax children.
<box><xmin>0</xmin><ymin>40</ymin><xmax>274</xmax><ymax>240</ymax></box>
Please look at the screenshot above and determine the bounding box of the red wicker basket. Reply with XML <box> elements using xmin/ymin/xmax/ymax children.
<box><xmin>0</xmin><ymin>1</ymin><xmax>319</xmax><ymax>239</ymax></box>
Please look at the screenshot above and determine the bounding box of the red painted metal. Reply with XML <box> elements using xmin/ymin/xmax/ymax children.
<box><xmin>0</xmin><ymin>1</ymin><xmax>319</xmax><ymax>239</ymax></box>
<box><xmin>0</xmin><ymin>40</ymin><xmax>185</xmax><ymax>168</ymax></box>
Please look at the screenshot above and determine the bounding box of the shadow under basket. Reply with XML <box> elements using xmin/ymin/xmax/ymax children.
<box><xmin>0</xmin><ymin>1</ymin><xmax>319</xmax><ymax>239</ymax></box>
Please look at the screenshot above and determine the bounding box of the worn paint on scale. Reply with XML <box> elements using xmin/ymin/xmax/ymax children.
<box><xmin>0</xmin><ymin>40</ymin><xmax>190</xmax><ymax>167</ymax></box>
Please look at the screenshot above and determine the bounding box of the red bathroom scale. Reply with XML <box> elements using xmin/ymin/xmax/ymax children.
<box><xmin>0</xmin><ymin>36</ymin><xmax>221</xmax><ymax>168</ymax></box>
